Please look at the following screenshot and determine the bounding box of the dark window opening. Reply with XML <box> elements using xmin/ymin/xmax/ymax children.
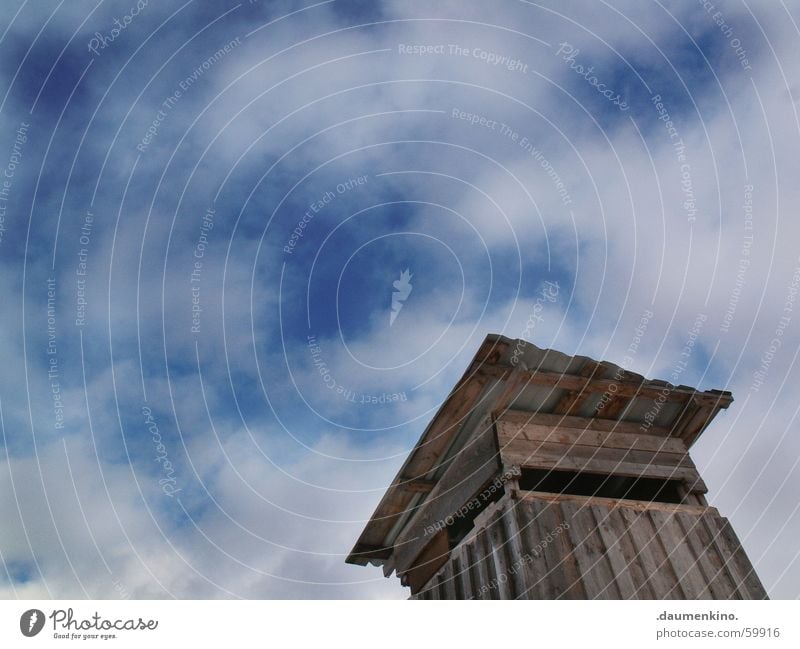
<box><xmin>519</xmin><ymin>467</ymin><xmax>684</xmax><ymax>504</ymax></box>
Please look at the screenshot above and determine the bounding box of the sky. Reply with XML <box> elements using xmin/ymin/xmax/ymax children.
<box><xmin>0</xmin><ymin>0</ymin><xmax>798</xmax><ymax>599</ymax></box>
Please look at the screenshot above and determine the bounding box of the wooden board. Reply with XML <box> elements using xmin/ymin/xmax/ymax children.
<box><xmin>409</xmin><ymin>491</ymin><xmax>766</xmax><ymax>600</ymax></box>
<box><xmin>496</xmin><ymin>418</ymin><xmax>689</xmax><ymax>454</ymax></box>
<box><xmin>478</xmin><ymin>364</ymin><xmax>732</xmax><ymax>407</ymax></box>
<box><xmin>500</xmin><ymin>438</ymin><xmax>705</xmax><ymax>488</ymax></box>
<box><xmin>393</xmin><ymin>423</ymin><xmax>501</xmax><ymax>576</ymax></box>
<box><xmin>404</xmin><ymin>529</ymin><xmax>449</xmax><ymax>595</ymax></box>
<box><xmin>497</xmin><ymin>409</ymin><xmax>673</xmax><ymax>437</ymax></box>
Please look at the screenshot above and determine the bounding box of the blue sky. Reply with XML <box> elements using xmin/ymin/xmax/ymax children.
<box><xmin>0</xmin><ymin>0</ymin><xmax>799</xmax><ymax>598</ymax></box>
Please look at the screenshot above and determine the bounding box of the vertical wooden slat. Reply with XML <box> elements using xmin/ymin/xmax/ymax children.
<box><xmin>644</xmin><ymin>509</ymin><xmax>690</xmax><ymax>598</ymax></box>
<box><xmin>486</xmin><ymin>508</ymin><xmax>514</xmax><ymax>599</ymax></box>
<box><xmin>465</xmin><ymin>541</ymin><xmax>485</xmax><ymax>600</ymax></box>
<box><xmin>649</xmin><ymin>509</ymin><xmax>708</xmax><ymax>598</ymax></box>
<box><xmin>516</xmin><ymin>500</ymin><xmax>550</xmax><ymax>599</ymax></box>
<box><xmin>535</xmin><ymin>500</ymin><xmax>576</xmax><ymax>599</ymax></box>
<box><xmin>478</xmin><ymin>528</ymin><xmax>499</xmax><ymax>599</ymax></box>
<box><xmin>716</xmin><ymin>519</ymin><xmax>768</xmax><ymax>599</ymax></box>
<box><xmin>589</xmin><ymin>505</ymin><xmax>637</xmax><ymax>599</ymax></box>
<box><xmin>699</xmin><ymin>515</ymin><xmax>745</xmax><ymax>599</ymax></box>
<box><xmin>674</xmin><ymin>512</ymin><xmax>723</xmax><ymax>599</ymax></box>
<box><xmin>501</xmin><ymin>499</ymin><xmax>528</xmax><ymax>598</ymax></box>
<box><xmin>562</xmin><ymin>500</ymin><xmax>621</xmax><ymax>598</ymax></box>
<box><xmin>552</xmin><ymin>502</ymin><xmax>587</xmax><ymax>598</ymax></box>
<box><xmin>617</xmin><ymin>507</ymin><xmax>662</xmax><ymax>598</ymax></box>
<box><xmin>531</xmin><ymin>499</ymin><xmax>565</xmax><ymax>599</ymax></box>
<box><xmin>454</xmin><ymin>542</ymin><xmax>473</xmax><ymax>599</ymax></box>
<box><xmin>450</xmin><ymin>546</ymin><xmax>465</xmax><ymax>600</ymax></box>
<box><xmin>440</xmin><ymin>559</ymin><xmax>456</xmax><ymax>599</ymax></box>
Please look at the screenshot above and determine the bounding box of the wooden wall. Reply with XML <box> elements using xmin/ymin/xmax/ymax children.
<box><xmin>412</xmin><ymin>491</ymin><xmax>768</xmax><ymax>600</ymax></box>
<box><xmin>495</xmin><ymin>413</ymin><xmax>707</xmax><ymax>492</ymax></box>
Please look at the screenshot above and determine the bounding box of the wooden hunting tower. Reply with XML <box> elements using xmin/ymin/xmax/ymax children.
<box><xmin>346</xmin><ymin>334</ymin><xmax>767</xmax><ymax>599</ymax></box>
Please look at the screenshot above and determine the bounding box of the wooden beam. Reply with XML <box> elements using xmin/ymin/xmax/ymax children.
<box><xmin>392</xmin><ymin>424</ymin><xmax>501</xmax><ymax>575</ymax></box>
<box><xmin>495</xmin><ymin>419</ymin><xmax>689</xmax><ymax>455</ymax></box>
<box><xmin>348</xmin><ymin>372</ymin><xmax>491</xmax><ymax>561</ymax></box>
<box><xmin>496</xmin><ymin>409</ymin><xmax>673</xmax><ymax>437</ymax></box>
<box><xmin>512</xmin><ymin>489</ymin><xmax>717</xmax><ymax>516</ymax></box>
<box><xmin>500</xmin><ymin>438</ymin><xmax>706</xmax><ymax>489</ymax></box>
<box><xmin>345</xmin><ymin>544</ymin><xmax>392</xmax><ymax>565</ymax></box>
<box><xmin>596</xmin><ymin>395</ymin><xmax>631</xmax><ymax>419</ymax></box>
<box><xmin>677</xmin><ymin>404</ymin><xmax>717</xmax><ymax>446</ymax></box>
<box><xmin>552</xmin><ymin>361</ymin><xmax>606</xmax><ymax>416</ymax></box>
<box><xmin>477</xmin><ymin>364</ymin><xmax>733</xmax><ymax>407</ymax></box>
<box><xmin>399</xmin><ymin>478</ymin><xmax>437</xmax><ymax>493</ymax></box>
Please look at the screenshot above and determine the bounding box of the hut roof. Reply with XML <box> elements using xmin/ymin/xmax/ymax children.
<box><xmin>346</xmin><ymin>333</ymin><xmax>733</xmax><ymax>567</ymax></box>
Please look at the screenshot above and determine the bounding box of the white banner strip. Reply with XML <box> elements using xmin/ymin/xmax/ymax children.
<box><xmin>0</xmin><ymin>600</ymin><xmax>797</xmax><ymax>648</ymax></box>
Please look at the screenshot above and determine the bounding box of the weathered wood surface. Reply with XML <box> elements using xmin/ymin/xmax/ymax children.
<box><xmin>348</xmin><ymin>369</ymin><xmax>493</xmax><ymax>563</ymax></box>
<box><xmin>348</xmin><ymin>335</ymin><xmax>734</xmax><ymax>567</ymax></box>
<box><xmin>499</xmin><ymin>437</ymin><xmax>706</xmax><ymax>489</ymax></box>
<box><xmin>410</xmin><ymin>491</ymin><xmax>768</xmax><ymax>599</ymax></box>
<box><xmin>477</xmin><ymin>364</ymin><xmax>733</xmax><ymax>408</ymax></box>
<box><xmin>496</xmin><ymin>409</ymin><xmax>673</xmax><ymax>437</ymax></box>
<box><xmin>496</xmin><ymin>418</ymin><xmax>689</xmax><ymax>454</ymax></box>
<box><xmin>394</xmin><ymin>423</ymin><xmax>501</xmax><ymax>576</ymax></box>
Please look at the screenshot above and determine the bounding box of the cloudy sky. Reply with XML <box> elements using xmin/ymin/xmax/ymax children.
<box><xmin>0</xmin><ymin>0</ymin><xmax>798</xmax><ymax>599</ymax></box>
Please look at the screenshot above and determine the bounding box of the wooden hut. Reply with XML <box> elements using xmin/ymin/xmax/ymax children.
<box><xmin>346</xmin><ymin>334</ymin><xmax>767</xmax><ymax>599</ymax></box>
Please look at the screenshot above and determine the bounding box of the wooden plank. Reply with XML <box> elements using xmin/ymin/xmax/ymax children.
<box><xmin>404</xmin><ymin>372</ymin><xmax>490</xmax><ymax>477</ymax></box>
<box><xmin>551</xmin><ymin>361</ymin><xmax>606</xmax><ymax>416</ymax></box>
<box><xmin>347</xmin><ymin>543</ymin><xmax>391</xmax><ymax>565</ymax></box>
<box><xmin>472</xmin><ymin>335</ymin><xmax>510</xmax><ymax>366</ymax></box>
<box><xmin>497</xmin><ymin>419</ymin><xmax>689</xmax><ymax>455</ymax></box>
<box><xmin>716</xmin><ymin>519</ymin><xmax>768</xmax><ymax>599</ymax></box>
<box><xmin>674</xmin><ymin>511</ymin><xmax>723</xmax><ymax>599</ymax></box>
<box><xmin>497</xmin><ymin>409</ymin><xmax>673</xmax><ymax>437</ymax></box>
<box><xmin>649</xmin><ymin>508</ymin><xmax>709</xmax><ymax>599</ymax></box>
<box><xmin>486</xmin><ymin>508</ymin><xmax>515</xmax><ymax>598</ymax></box>
<box><xmin>608</xmin><ymin>506</ymin><xmax>655</xmax><ymax>598</ymax></box>
<box><xmin>500</xmin><ymin>500</ymin><xmax>528</xmax><ymax>598</ymax></box>
<box><xmin>597</xmin><ymin>395</ymin><xmax>631</xmax><ymax>419</ymax></box>
<box><xmin>465</xmin><ymin>539</ymin><xmax>486</xmax><ymax>600</ymax></box>
<box><xmin>440</xmin><ymin>559</ymin><xmax>456</xmax><ymax>599</ymax></box>
<box><xmin>498</xmin><ymin>436</ymin><xmax>693</xmax><ymax>469</ymax></box>
<box><xmin>478</xmin><ymin>364</ymin><xmax>733</xmax><ymax>407</ymax></box>
<box><xmin>550</xmin><ymin>502</ymin><xmax>587</xmax><ymax>598</ymax></box>
<box><xmin>616</xmin><ymin>506</ymin><xmax>661</xmax><ymax>598</ymax></box>
<box><xmin>700</xmin><ymin>515</ymin><xmax>748</xmax><ymax>599</ymax></box>
<box><xmin>560</xmin><ymin>500</ymin><xmax>621</xmax><ymax>598</ymax></box>
<box><xmin>720</xmin><ymin>518</ymin><xmax>769</xmax><ymax>599</ymax></box>
<box><xmin>500</xmin><ymin>439</ymin><xmax>705</xmax><ymax>487</ymax></box>
<box><xmin>477</xmin><ymin>528</ymin><xmax>499</xmax><ymax>599</ymax></box>
<box><xmin>399</xmin><ymin>478</ymin><xmax>437</xmax><ymax>493</ymax></box>
<box><xmin>588</xmin><ymin>505</ymin><xmax>638</xmax><ymax>598</ymax></box>
<box><xmin>515</xmin><ymin>500</ymin><xmax>553</xmax><ymax>599</ymax></box>
<box><xmin>689</xmin><ymin>512</ymin><xmax>743</xmax><ymax>599</ymax></box>
<box><xmin>393</xmin><ymin>424</ymin><xmax>501</xmax><ymax>574</ymax></box>
<box><xmin>533</xmin><ymin>499</ymin><xmax>577</xmax><ymax>599</ymax></box>
<box><xmin>641</xmin><ymin>509</ymin><xmax>687</xmax><ymax>599</ymax></box>
<box><xmin>402</xmin><ymin>529</ymin><xmax>449</xmax><ymax>595</ymax></box>
<box><xmin>679</xmin><ymin>405</ymin><xmax>717</xmax><ymax>447</ymax></box>
<box><xmin>348</xmin><ymin>372</ymin><xmax>491</xmax><ymax>561</ymax></box>
<box><xmin>450</xmin><ymin>544</ymin><xmax>466</xmax><ymax>599</ymax></box>
<box><xmin>514</xmin><ymin>489</ymin><xmax>715</xmax><ymax>515</ymax></box>
<box><xmin>491</xmin><ymin>369</ymin><xmax>532</xmax><ymax>417</ymax></box>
